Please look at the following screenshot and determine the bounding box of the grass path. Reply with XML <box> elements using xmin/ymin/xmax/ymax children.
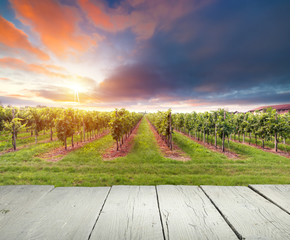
<box><xmin>116</xmin><ymin>117</ymin><xmax>166</xmax><ymax>163</ymax></box>
<box><xmin>0</xmin><ymin>118</ymin><xmax>289</xmax><ymax>186</ymax></box>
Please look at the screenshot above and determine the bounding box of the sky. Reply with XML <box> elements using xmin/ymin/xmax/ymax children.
<box><xmin>0</xmin><ymin>0</ymin><xmax>289</xmax><ymax>112</ymax></box>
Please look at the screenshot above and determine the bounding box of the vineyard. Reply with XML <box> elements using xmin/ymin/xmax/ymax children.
<box><xmin>172</xmin><ymin>109</ymin><xmax>290</xmax><ymax>153</ymax></box>
<box><xmin>0</xmin><ymin>106</ymin><xmax>142</xmax><ymax>152</ymax></box>
<box><xmin>0</xmin><ymin>105</ymin><xmax>289</xmax><ymax>186</ymax></box>
<box><xmin>146</xmin><ymin>108</ymin><xmax>290</xmax><ymax>153</ymax></box>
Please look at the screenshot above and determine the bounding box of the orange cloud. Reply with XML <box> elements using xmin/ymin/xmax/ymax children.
<box><xmin>0</xmin><ymin>57</ymin><xmax>66</xmax><ymax>78</ymax></box>
<box><xmin>0</xmin><ymin>16</ymin><xmax>49</xmax><ymax>60</ymax></box>
<box><xmin>10</xmin><ymin>0</ymin><xmax>95</xmax><ymax>56</ymax></box>
<box><xmin>43</xmin><ymin>64</ymin><xmax>67</xmax><ymax>72</ymax></box>
<box><xmin>0</xmin><ymin>77</ymin><xmax>12</xmax><ymax>81</ymax></box>
<box><xmin>79</xmin><ymin>0</ymin><xmax>208</xmax><ymax>39</ymax></box>
<box><xmin>78</xmin><ymin>0</ymin><xmax>113</xmax><ymax>30</ymax></box>
<box><xmin>0</xmin><ymin>58</ymin><xmax>98</xmax><ymax>89</ymax></box>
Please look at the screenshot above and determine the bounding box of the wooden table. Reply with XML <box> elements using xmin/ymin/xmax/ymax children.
<box><xmin>0</xmin><ymin>185</ymin><xmax>289</xmax><ymax>239</ymax></box>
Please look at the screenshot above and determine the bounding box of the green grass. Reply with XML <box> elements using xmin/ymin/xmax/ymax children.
<box><xmin>0</xmin><ymin>118</ymin><xmax>289</xmax><ymax>186</ymax></box>
<box><xmin>189</xmin><ymin>131</ymin><xmax>289</xmax><ymax>163</ymax></box>
<box><xmin>231</xmin><ymin>134</ymin><xmax>290</xmax><ymax>152</ymax></box>
<box><xmin>0</xmin><ymin>131</ymin><xmax>53</xmax><ymax>151</ymax></box>
<box><xmin>0</xmin><ymin>129</ymin><xmax>52</xmax><ymax>141</ymax></box>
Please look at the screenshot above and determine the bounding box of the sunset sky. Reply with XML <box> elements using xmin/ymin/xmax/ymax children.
<box><xmin>0</xmin><ymin>0</ymin><xmax>289</xmax><ymax>112</ymax></box>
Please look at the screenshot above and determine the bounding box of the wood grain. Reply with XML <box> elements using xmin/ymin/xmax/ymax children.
<box><xmin>201</xmin><ymin>186</ymin><xmax>290</xmax><ymax>239</ymax></box>
<box><xmin>249</xmin><ymin>184</ymin><xmax>290</xmax><ymax>214</ymax></box>
<box><xmin>90</xmin><ymin>185</ymin><xmax>164</xmax><ymax>240</ymax></box>
<box><xmin>0</xmin><ymin>185</ymin><xmax>54</xmax><ymax>228</ymax></box>
<box><xmin>0</xmin><ymin>186</ymin><xmax>109</xmax><ymax>240</ymax></box>
<box><xmin>157</xmin><ymin>185</ymin><xmax>238</xmax><ymax>240</ymax></box>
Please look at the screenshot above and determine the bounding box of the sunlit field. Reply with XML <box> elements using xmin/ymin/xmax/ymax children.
<box><xmin>1</xmin><ymin>117</ymin><xmax>289</xmax><ymax>186</ymax></box>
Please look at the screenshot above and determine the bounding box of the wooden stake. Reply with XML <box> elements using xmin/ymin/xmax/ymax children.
<box><xmin>12</xmin><ymin>108</ymin><xmax>16</xmax><ymax>151</ymax></box>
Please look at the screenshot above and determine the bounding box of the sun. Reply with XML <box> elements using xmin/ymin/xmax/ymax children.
<box><xmin>70</xmin><ymin>83</ymin><xmax>85</xmax><ymax>93</ymax></box>
<box><xmin>70</xmin><ymin>84</ymin><xmax>82</xmax><ymax>102</ymax></box>
<box><xmin>71</xmin><ymin>84</ymin><xmax>79</xmax><ymax>92</ymax></box>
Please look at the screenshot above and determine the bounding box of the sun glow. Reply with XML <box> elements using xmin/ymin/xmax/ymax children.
<box><xmin>70</xmin><ymin>84</ymin><xmax>83</xmax><ymax>102</ymax></box>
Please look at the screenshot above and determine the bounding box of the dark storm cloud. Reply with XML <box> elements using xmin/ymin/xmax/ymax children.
<box><xmin>98</xmin><ymin>0</ymin><xmax>290</xmax><ymax>105</ymax></box>
<box><xmin>96</xmin><ymin>64</ymin><xmax>174</xmax><ymax>101</ymax></box>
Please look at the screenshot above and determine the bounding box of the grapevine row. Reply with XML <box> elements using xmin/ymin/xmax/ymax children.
<box><xmin>109</xmin><ymin>108</ymin><xmax>143</xmax><ymax>151</ymax></box>
<box><xmin>146</xmin><ymin>109</ymin><xmax>173</xmax><ymax>150</ymax></box>
<box><xmin>0</xmin><ymin>106</ymin><xmax>141</xmax><ymax>151</ymax></box>
<box><xmin>172</xmin><ymin>108</ymin><xmax>289</xmax><ymax>152</ymax></box>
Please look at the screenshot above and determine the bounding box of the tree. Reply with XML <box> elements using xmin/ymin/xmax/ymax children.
<box><xmin>55</xmin><ymin>109</ymin><xmax>75</xmax><ymax>150</ymax></box>
<box><xmin>43</xmin><ymin>107</ymin><xmax>58</xmax><ymax>141</ymax></box>
<box><xmin>215</xmin><ymin>109</ymin><xmax>232</xmax><ymax>152</ymax></box>
<box><xmin>110</xmin><ymin>109</ymin><xmax>123</xmax><ymax>151</ymax></box>
<box><xmin>256</xmin><ymin>111</ymin><xmax>270</xmax><ymax>149</ymax></box>
<box><xmin>147</xmin><ymin>109</ymin><xmax>172</xmax><ymax>149</ymax></box>
<box><xmin>2</xmin><ymin>108</ymin><xmax>25</xmax><ymax>150</ymax></box>
<box><xmin>110</xmin><ymin>109</ymin><xmax>142</xmax><ymax>151</ymax></box>
<box><xmin>27</xmin><ymin>108</ymin><xmax>45</xmax><ymax>144</ymax></box>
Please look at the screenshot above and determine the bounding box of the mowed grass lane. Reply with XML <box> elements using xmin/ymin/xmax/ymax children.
<box><xmin>0</xmin><ymin>117</ymin><xmax>289</xmax><ymax>186</ymax></box>
<box><xmin>173</xmin><ymin>132</ymin><xmax>290</xmax><ymax>183</ymax></box>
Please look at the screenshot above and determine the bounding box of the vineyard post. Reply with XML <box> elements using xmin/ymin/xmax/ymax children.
<box><xmin>214</xmin><ymin>123</ymin><xmax>217</xmax><ymax>149</ymax></box>
<box><xmin>243</xmin><ymin>113</ymin><xmax>245</xmax><ymax>143</ymax></box>
<box><xmin>35</xmin><ymin>125</ymin><xmax>38</xmax><ymax>144</ymax></box>
<box><xmin>222</xmin><ymin>111</ymin><xmax>225</xmax><ymax>152</ymax></box>
<box><xmin>275</xmin><ymin>112</ymin><xmax>278</xmax><ymax>152</ymax></box>
<box><xmin>72</xmin><ymin>110</ymin><xmax>74</xmax><ymax>148</ymax></box>
<box><xmin>50</xmin><ymin>127</ymin><xmax>53</xmax><ymax>141</ymax></box>
<box><xmin>116</xmin><ymin>110</ymin><xmax>119</xmax><ymax>151</ymax></box>
<box><xmin>169</xmin><ymin>112</ymin><xmax>172</xmax><ymax>150</ymax></box>
<box><xmin>12</xmin><ymin>108</ymin><xmax>16</xmax><ymax>151</ymax></box>
<box><xmin>83</xmin><ymin>116</ymin><xmax>85</xmax><ymax>142</ymax></box>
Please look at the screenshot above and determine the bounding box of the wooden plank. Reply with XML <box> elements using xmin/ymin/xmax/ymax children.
<box><xmin>201</xmin><ymin>186</ymin><xmax>290</xmax><ymax>239</ymax></box>
<box><xmin>0</xmin><ymin>187</ymin><xmax>110</xmax><ymax>240</ymax></box>
<box><xmin>157</xmin><ymin>185</ymin><xmax>238</xmax><ymax>240</ymax></box>
<box><xmin>0</xmin><ymin>185</ymin><xmax>54</xmax><ymax>227</ymax></box>
<box><xmin>90</xmin><ymin>185</ymin><xmax>164</xmax><ymax>240</ymax></box>
<box><xmin>249</xmin><ymin>184</ymin><xmax>290</xmax><ymax>214</ymax></box>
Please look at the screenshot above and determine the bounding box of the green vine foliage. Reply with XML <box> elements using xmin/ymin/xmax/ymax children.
<box><xmin>172</xmin><ymin>108</ymin><xmax>290</xmax><ymax>151</ymax></box>
<box><xmin>109</xmin><ymin>108</ymin><xmax>142</xmax><ymax>150</ymax></box>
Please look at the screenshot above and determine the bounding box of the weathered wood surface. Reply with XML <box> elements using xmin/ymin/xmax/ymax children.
<box><xmin>201</xmin><ymin>186</ymin><xmax>290</xmax><ymax>239</ymax></box>
<box><xmin>0</xmin><ymin>187</ymin><xmax>110</xmax><ymax>240</ymax></box>
<box><xmin>157</xmin><ymin>185</ymin><xmax>238</xmax><ymax>240</ymax></box>
<box><xmin>1</xmin><ymin>185</ymin><xmax>290</xmax><ymax>240</ymax></box>
<box><xmin>249</xmin><ymin>184</ymin><xmax>290</xmax><ymax>214</ymax></box>
<box><xmin>0</xmin><ymin>185</ymin><xmax>54</xmax><ymax>228</ymax></box>
<box><xmin>90</xmin><ymin>185</ymin><xmax>164</xmax><ymax>240</ymax></box>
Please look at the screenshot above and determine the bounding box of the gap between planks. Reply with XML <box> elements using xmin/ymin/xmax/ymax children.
<box><xmin>87</xmin><ymin>186</ymin><xmax>112</xmax><ymax>240</ymax></box>
<box><xmin>155</xmin><ymin>186</ymin><xmax>166</xmax><ymax>240</ymax></box>
<box><xmin>248</xmin><ymin>184</ymin><xmax>290</xmax><ymax>215</ymax></box>
<box><xmin>200</xmin><ymin>186</ymin><xmax>242</xmax><ymax>240</ymax></box>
